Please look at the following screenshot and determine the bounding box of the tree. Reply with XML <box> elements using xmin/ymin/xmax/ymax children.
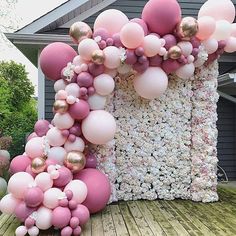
<box><xmin>0</xmin><ymin>61</ymin><xmax>37</xmax><ymax>157</ymax></box>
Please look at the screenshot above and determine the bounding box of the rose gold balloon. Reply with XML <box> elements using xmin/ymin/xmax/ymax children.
<box><xmin>31</xmin><ymin>157</ymin><xmax>46</xmax><ymax>174</ymax></box>
<box><xmin>64</xmin><ymin>151</ymin><xmax>86</xmax><ymax>173</ymax></box>
<box><xmin>177</xmin><ymin>17</ymin><xmax>198</xmax><ymax>41</ymax></box>
<box><xmin>168</xmin><ymin>46</ymin><xmax>182</xmax><ymax>60</ymax></box>
<box><xmin>91</xmin><ymin>49</ymin><xmax>105</xmax><ymax>65</ymax></box>
<box><xmin>53</xmin><ymin>100</ymin><xmax>69</xmax><ymax>114</ymax></box>
<box><xmin>69</xmin><ymin>22</ymin><xmax>92</xmax><ymax>44</ymax></box>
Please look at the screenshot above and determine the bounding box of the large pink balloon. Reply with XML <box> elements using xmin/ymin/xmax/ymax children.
<box><xmin>78</xmin><ymin>39</ymin><xmax>99</xmax><ymax>61</ymax></box>
<box><xmin>25</xmin><ymin>137</ymin><xmax>44</xmax><ymax>159</ymax></box>
<box><xmin>134</xmin><ymin>67</ymin><xmax>168</xmax><ymax>100</ymax></box>
<box><xmin>10</xmin><ymin>155</ymin><xmax>31</xmax><ymax>174</ymax></box>
<box><xmin>53</xmin><ymin>112</ymin><xmax>75</xmax><ymax>130</ymax></box>
<box><xmin>14</xmin><ymin>201</ymin><xmax>36</xmax><ymax>222</ymax></box>
<box><xmin>94</xmin><ymin>9</ymin><xmax>129</xmax><ymax>36</ymax></box>
<box><xmin>196</xmin><ymin>16</ymin><xmax>216</xmax><ymax>41</ymax></box>
<box><xmin>82</xmin><ymin>110</ymin><xmax>116</xmax><ymax>145</ymax></box>
<box><xmin>103</xmin><ymin>46</ymin><xmax>121</xmax><ymax>69</ymax></box>
<box><xmin>24</xmin><ymin>187</ymin><xmax>44</xmax><ymax>208</ymax></box>
<box><xmin>39</xmin><ymin>42</ymin><xmax>77</xmax><ymax>80</ymax></box>
<box><xmin>74</xmin><ymin>168</ymin><xmax>111</xmax><ymax>214</ymax></box>
<box><xmin>71</xmin><ymin>204</ymin><xmax>90</xmax><ymax>225</ymax></box>
<box><xmin>198</xmin><ymin>0</ymin><xmax>235</xmax><ymax>23</ymax></box>
<box><xmin>142</xmin><ymin>0</ymin><xmax>181</xmax><ymax>36</ymax></box>
<box><xmin>69</xmin><ymin>100</ymin><xmax>90</xmax><ymax>120</ymax></box>
<box><xmin>52</xmin><ymin>206</ymin><xmax>71</xmax><ymax>229</ymax></box>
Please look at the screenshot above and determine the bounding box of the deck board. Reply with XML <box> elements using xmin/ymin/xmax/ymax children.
<box><xmin>1</xmin><ymin>186</ymin><xmax>236</xmax><ymax>236</ymax></box>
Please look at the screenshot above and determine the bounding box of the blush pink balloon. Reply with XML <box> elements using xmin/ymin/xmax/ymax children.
<box><xmin>120</xmin><ymin>22</ymin><xmax>144</xmax><ymax>49</ymax></box>
<box><xmin>24</xmin><ymin>187</ymin><xmax>44</xmax><ymax>207</ymax></box>
<box><xmin>39</xmin><ymin>42</ymin><xmax>77</xmax><ymax>81</ymax></box>
<box><xmin>48</xmin><ymin>147</ymin><xmax>67</xmax><ymax>165</ymax></box>
<box><xmin>15</xmin><ymin>201</ymin><xmax>36</xmax><ymax>222</ymax></box>
<box><xmin>176</xmin><ymin>63</ymin><xmax>195</xmax><ymax>80</ymax></box>
<box><xmin>74</xmin><ymin>168</ymin><xmax>111</xmax><ymax>214</ymax></box>
<box><xmin>53</xmin><ymin>167</ymin><xmax>73</xmax><ymax>188</ymax></box>
<box><xmin>52</xmin><ymin>206</ymin><xmax>71</xmax><ymax>229</ymax></box>
<box><xmin>202</xmin><ymin>38</ymin><xmax>218</xmax><ymax>54</ymax></box>
<box><xmin>36</xmin><ymin>206</ymin><xmax>52</xmax><ymax>230</ymax></box>
<box><xmin>46</xmin><ymin>127</ymin><xmax>67</xmax><ymax>147</ymax></box>
<box><xmin>130</xmin><ymin>18</ymin><xmax>148</xmax><ymax>35</ymax></box>
<box><xmin>0</xmin><ymin>194</ymin><xmax>20</xmax><ymax>214</ymax></box>
<box><xmin>64</xmin><ymin>137</ymin><xmax>85</xmax><ymax>152</ymax></box>
<box><xmin>15</xmin><ymin>226</ymin><xmax>28</xmax><ymax>236</ymax></box>
<box><xmin>142</xmin><ymin>35</ymin><xmax>162</xmax><ymax>57</ymax></box>
<box><xmin>10</xmin><ymin>155</ymin><xmax>31</xmax><ymax>174</ymax></box>
<box><xmin>162</xmin><ymin>34</ymin><xmax>177</xmax><ymax>50</ymax></box>
<box><xmin>103</xmin><ymin>46</ymin><xmax>121</xmax><ymax>69</ymax></box>
<box><xmin>43</xmin><ymin>188</ymin><xmax>62</xmax><ymax>209</ymax></box>
<box><xmin>65</xmin><ymin>83</ymin><xmax>80</xmax><ymax>98</ymax></box>
<box><xmin>34</xmin><ymin>120</ymin><xmax>50</xmax><ymax>137</ymax></box>
<box><xmin>53</xmin><ymin>112</ymin><xmax>75</xmax><ymax>130</ymax></box>
<box><xmin>71</xmin><ymin>204</ymin><xmax>90</xmax><ymax>225</ymax></box>
<box><xmin>78</xmin><ymin>39</ymin><xmax>99</xmax><ymax>61</ymax></box>
<box><xmin>61</xmin><ymin>226</ymin><xmax>73</xmax><ymax>236</ymax></box>
<box><xmin>25</xmin><ymin>137</ymin><xmax>44</xmax><ymax>159</ymax></box>
<box><xmin>93</xmin><ymin>74</ymin><xmax>115</xmax><ymax>96</ymax></box>
<box><xmin>25</xmin><ymin>165</ymin><xmax>37</xmax><ymax>178</ymax></box>
<box><xmin>27</xmin><ymin>132</ymin><xmax>38</xmax><ymax>142</ymax></box>
<box><xmin>196</xmin><ymin>16</ymin><xmax>216</xmax><ymax>41</ymax></box>
<box><xmin>82</xmin><ymin>110</ymin><xmax>116</xmax><ymax>145</ymax></box>
<box><xmin>68</xmin><ymin>100</ymin><xmax>90</xmax><ymax>120</ymax></box>
<box><xmin>225</xmin><ymin>37</ymin><xmax>236</xmax><ymax>53</ymax></box>
<box><xmin>142</xmin><ymin>0</ymin><xmax>181</xmax><ymax>36</ymax></box>
<box><xmin>35</xmin><ymin>172</ymin><xmax>53</xmax><ymax>192</ymax></box>
<box><xmin>94</xmin><ymin>9</ymin><xmax>129</xmax><ymax>36</ymax></box>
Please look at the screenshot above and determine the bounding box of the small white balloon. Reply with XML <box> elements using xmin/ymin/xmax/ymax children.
<box><xmin>88</xmin><ymin>93</ymin><xmax>107</xmax><ymax>110</ymax></box>
<box><xmin>176</xmin><ymin>63</ymin><xmax>195</xmax><ymax>80</ymax></box>
<box><xmin>64</xmin><ymin>137</ymin><xmax>85</xmax><ymax>152</ymax></box>
<box><xmin>53</xmin><ymin>112</ymin><xmax>74</xmax><ymax>130</ymax></box>
<box><xmin>28</xmin><ymin>226</ymin><xmax>39</xmax><ymax>236</ymax></box>
<box><xmin>54</xmin><ymin>79</ymin><xmax>67</xmax><ymax>92</ymax></box>
<box><xmin>93</xmin><ymin>74</ymin><xmax>115</xmax><ymax>96</ymax></box>
<box><xmin>36</xmin><ymin>206</ymin><xmax>53</xmax><ymax>230</ymax></box>
<box><xmin>202</xmin><ymin>38</ymin><xmax>218</xmax><ymax>54</ymax></box>
<box><xmin>65</xmin><ymin>83</ymin><xmax>80</xmax><ymax>98</ymax></box>
<box><xmin>15</xmin><ymin>226</ymin><xmax>28</xmax><ymax>236</ymax></box>
<box><xmin>48</xmin><ymin>147</ymin><xmax>67</xmax><ymax>165</ymax></box>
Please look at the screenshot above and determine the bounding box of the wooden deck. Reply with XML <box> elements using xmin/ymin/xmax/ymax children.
<box><xmin>1</xmin><ymin>185</ymin><xmax>236</xmax><ymax>236</ymax></box>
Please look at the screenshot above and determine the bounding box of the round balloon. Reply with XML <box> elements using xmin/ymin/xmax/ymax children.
<box><xmin>103</xmin><ymin>46</ymin><xmax>121</xmax><ymax>69</ymax></box>
<box><xmin>93</xmin><ymin>74</ymin><xmax>115</xmax><ymax>96</ymax></box>
<box><xmin>36</xmin><ymin>206</ymin><xmax>52</xmax><ymax>230</ymax></box>
<box><xmin>35</xmin><ymin>172</ymin><xmax>53</xmax><ymax>192</ymax></box>
<box><xmin>0</xmin><ymin>194</ymin><xmax>20</xmax><ymax>214</ymax></box>
<box><xmin>25</xmin><ymin>137</ymin><xmax>44</xmax><ymax>159</ymax></box>
<box><xmin>48</xmin><ymin>147</ymin><xmax>67</xmax><ymax>165</ymax></box>
<box><xmin>39</xmin><ymin>42</ymin><xmax>77</xmax><ymax>80</ymax></box>
<box><xmin>46</xmin><ymin>127</ymin><xmax>67</xmax><ymax>147</ymax></box>
<box><xmin>71</xmin><ymin>204</ymin><xmax>90</xmax><ymax>226</ymax></box>
<box><xmin>43</xmin><ymin>188</ymin><xmax>63</xmax><ymax>209</ymax></box>
<box><xmin>34</xmin><ymin>120</ymin><xmax>50</xmax><ymax>137</ymax></box>
<box><xmin>0</xmin><ymin>177</ymin><xmax>7</xmax><ymax>198</ymax></box>
<box><xmin>10</xmin><ymin>155</ymin><xmax>31</xmax><ymax>174</ymax></box>
<box><xmin>64</xmin><ymin>137</ymin><xmax>85</xmax><ymax>152</ymax></box>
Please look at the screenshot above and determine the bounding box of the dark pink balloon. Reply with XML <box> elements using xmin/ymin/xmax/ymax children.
<box><xmin>88</xmin><ymin>63</ymin><xmax>105</xmax><ymax>77</ymax></box>
<box><xmin>10</xmin><ymin>155</ymin><xmax>31</xmax><ymax>174</ymax></box>
<box><xmin>125</xmin><ymin>50</ymin><xmax>137</xmax><ymax>65</ymax></box>
<box><xmin>192</xmin><ymin>48</ymin><xmax>199</xmax><ymax>57</ymax></box>
<box><xmin>130</xmin><ymin>18</ymin><xmax>148</xmax><ymax>35</ymax></box>
<box><xmin>25</xmin><ymin>217</ymin><xmax>35</xmax><ymax>229</ymax></box>
<box><xmin>142</xmin><ymin>0</ymin><xmax>181</xmax><ymax>36</ymax></box>
<box><xmin>162</xmin><ymin>59</ymin><xmax>182</xmax><ymax>74</ymax></box>
<box><xmin>191</xmin><ymin>37</ymin><xmax>201</xmax><ymax>49</ymax></box>
<box><xmin>98</xmin><ymin>40</ymin><xmax>107</xmax><ymax>50</ymax></box>
<box><xmin>218</xmin><ymin>40</ymin><xmax>227</xmax><ymax>49</ymax></box>
<box><xmin>77</xmin><ymin>72</ymin><xmax>93</xmax><ymax>88</ymax></box>
<box><xmin>112</xmin><ymin>33</ymin><xmax>123</xmax><ymax>48</ymax></box>
<box><xmin>45</xmin><ymin>159</ymin><xmax>59</xmax><ymax>167</ymax></box>
<box><xmin>133</xmin><ymin>60</ymin><xmax>149</xmax><ymax>74</ymax></box>
<box><xmin>39</xmin><ymin>42</ymin><xmax>77</xmax><ymax>81</ymax></box>
<box><xmin>163</xmin><ymin>34</ymin><xmax>177</xmax><ymax>50</ymax></box>
<box><xmin>85</xmin><ymin>153</ymin><xmax>97</xmax><ymax>169</ymax></box>
<box><xmin>93</xmin><ymin>28</ymin><xmax>110</xmax><ymax>41</ymax></box>
<box><xmin>106</xmin><ymin>38</ymin><xmax>114</xmax><ymax>46</ymax></box>
<box><xmin>65</xmin><ymin>190</ymin><xmax>73</xmax><ymax>201</ymax></box>
<box><xmin>61</xmin><ymin>226</ymin><xmax>73</xmax><ymax>236</ymax></box>
<box><xmin>138</xmin><ymin>55</ymin><xmax>148</xmax><ymax>64</ymax></box>
<box><xmin>79</xmin><ymin>87</ymin><xmax>88</xmax><ymax>96</ymax></box>
<box><xmin>68</xmin><ymin>200</ymin><xmax>77</xmax><ymax>210</ymax></box>
<box><xmin>24</xmin><ymin>187</ymin><xmax>44</xmax><ymax>208</ymax></box>
<box><xmin>69</xmin><ymin>123</ymin><xmax>82</xmax><ymax>137</ymax></box>
<box><xmin>74</xmin><ymin>168</ymin><xmax>111</xmax><ymax>214</ymax></box>
<box><xmin>69</xmin><ymin>100</ymin><xmax>90</xmax><ymax>120</ymax></box>
<box><xmin>88</xmin><ymin>87</ymin><xmax>95</xmax><ymax>96</ymax></box>
<box><xmin>52</xmin><ymin>206</ymin><xmax>71</xmax><ymax>229</ymax></box>
<box><xmin>59</xmin><ymin>199</ymin><xmax>69</xmax><ymax>207</ymax></box>
<box><xmin>15</xmin><ymin>202</ymin><xmax>36</xmax><ymax>222</ymax></box>
<box><xmin>62</xmin><ymin>129</ymin><xmax>70</xmax><ymax>137</ymax></box>
<box><xmin>53</xmin><ymin>166</ymin><xmax>73</xmax><ymax>188</ymax></box>
<box><xmin>68</xmin><ymin>134</ymin><xmax>76</xmax><ymax>142</ymax></box>
<box><xmin>73</xmin><ymin>226</ymin><xmax>82</xmax><ymax>236</ymax></box>
<box><xmin>71</xmin><ymin>204</ymin><xmax>90</xmax><ymax>225</ymax></box>
<box><xmin>34</xmin><ymin>120</ymin><xmax>50</xmax><ymax>137</ymax></box>
<box><xmin>135</xmin><ymin>47</ymin><xmax>145</xmax><ymax>57</ymax></box>
<box><xmin>70</xmin><ymin>217</ymin><xmax>80</xmax><ymax>229</ymax></box>
<box><xmin>149</xmin><ymin>55</ymin><xmax>163</xmax><ymax>67</ymax></box>
<box><xmin>25</xmin><ymin>165</ymin><xmax>37</xmax><ymax>178</ymax></box>
<box><xmin>27</xmin><ymin>132</ymin><xmax>38</xmax><ymax>142</ymax></box>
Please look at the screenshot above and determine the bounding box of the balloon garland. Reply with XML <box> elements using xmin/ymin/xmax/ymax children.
<box><xmin>1</xmin><ymin>0</ymin><xmax>236</xmax><ymax>235</ymax></box>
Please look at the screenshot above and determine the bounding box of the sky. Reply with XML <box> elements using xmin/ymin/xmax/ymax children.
<box><xmin>0</xmin><ymin>0</ymin><xmax>67</xmax><ymax>96</ymax></box>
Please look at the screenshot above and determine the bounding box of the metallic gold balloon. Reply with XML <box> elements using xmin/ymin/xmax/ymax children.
<box><xmin>177</xmin><ymin>17</ymin><xmax>199</xmax><ymax>41</ymax></box>
<box><xmin>168</xmin><ymin>46</ymin><xmax>182</xmax><ymax>60</ymax></box>
<box><xmin>64</xmin><ymin>151</ymin><xmax>86</xmax><ymax>173</ymax></box>
<box><xmin>69</xmin><ymin>22</ymin><xmax>92</xmax><ymax>44</ymax></box>
<box><xmin>91</xmin><ymin>50</ymin><xmax>105</xmax><ymax>65</ymax></box>
<box><xmin>53</xmin><ymin>100</ymin><xmax>69</xmax><ymax>114</ymax></box>
<box><xmin>31</xmin><ymin>157</ymin><xmax>46</xmax><ymax>174</ymax></box>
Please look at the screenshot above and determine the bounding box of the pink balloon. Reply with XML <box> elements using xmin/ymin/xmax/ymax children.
<box><xmin>10</xmin><ymin>155</ymin><xmax>31</xmax><ymax>174</ymax></box>
<box><xmin>162</xmin><ymin>59</ymin><xmax>182</xmax><ymax>74</ymax></box>
<box><xmin>34</xmin><ymin>120</ymin><xmax>50</xmax><ymax>137</ymax></box>
<box><xmin>43</xmin><ymin>188</ymin><xmax>62</xmax><ymax>209</ymax></box>
<box><xmin>46</xmin><ymin>127</ymin><xmax>67</xmax><ymax>147</ymax></box>
<box><xmin>196</xmin><ymin>16</ymin><xmax>216</xmax><ymax>41</ymax></box>
<box><xmin>82</xmin><ymin>110</ymin><xmax>116</xmax><ymax>145</ymax></box>
<box><xmin>75</xmin><ymin>168</ymin><xmax>111</xmax><ymax>214</ymax></box>
<box><xmin>0</xmin><ymin>194</ymin><xmax>20</xmax><ymax>214</ymax></box>
<box><xmin>70</xmin><ymin>217</ymin><xmax>80</xmax><ymax>229</ymax></box>
<box><xmin>125</xmin><ymin>50</ymin><xmax>138</xmax><ymax>65</ymax></box>
<box><xmin>27</xmin><ymin>226</ymin><xmax>39</xmax><ymax>236</ymax></box>
<box><xmin>198</xmin><ymin>0</ymin><xmax>235</xmax><ymax>23</ymax></box>
<box><xmin>54</xmin><ymin>112</ymin><xmax>74</xmax><ymax>130</ymax></box>
<box><xmin>25</xmin><ymin>165</ymin><xmax>37</xmax><ymax>178</ymax></box>
<box><xmin>36</xmin><ymin>206</ymin><xmax>52</xmax><ymax>230</ymax></box>
<box><xmin>120</xmin><ymin>22</ymin><xmax>144</xmax><ymax>49</ymax></box>
<box><xmin>88</xmin><ymin>63</ymin><xmax>105</xmax><ymax>77</ymax></box>
<box><xmin>130</xmin><ymin>18</ymin><xmax>148</xmax><ymax>35</ymax></box>
<box><xmin>149</xmin><ymin>55</ymin><xmax>163</xmax><ymax>67</ymax></box>
<box><xmin>77</xmin><ymin>72</ymin><xmax>93</xmax><ymax>88</ymax></box>
<box><xmin>176</xmin><ymin>63</ymin><xmax>195</xmax><ymax>80</ymax></box>
<box><xmin>142</xmin><ymin>0</ymin><xmax>181</xmax><ymax>36</ymax></box>
<box><xmin>61</xmin><ymin>226</ymin><xmax>73</xmax><ymax>236</ymax></box>
<box><xmin>68</xmin><ymin>100</ymin><xmax>90</xmax><ymax>120</ymax></box>
<box><xmin>177</xmin><ymin>42</ymin><xmax>193</xmax><ymax>57</ymax></box>
<box><xmin>39</xmin><ymin>42</ymin><xmax>77</xmax><ymax>81</ymax></box>
<box><xmin>25</xmin><ymin>137</ymin><xmax>44</xmax><ymax>159</ymax></box>
<box><xmin>103</xmin><ymin>46</ymin><xmax>121</xmax><ymax>69</ymax></box>
<box><xmin>142</xmin><ymin>35</ymin><xmax>162</xmax><ymax>57</ymax></box>
<box><xmin>15</xmin><ymin>226</ymin><xmax>28</xmax><ymax>236</ymax></box>
<box><xmin>71</xmin><ymin>204</ymin><xmax>90</xmax><ymax>225</ymax></box>
<box><xmin>225</xmin><ymin>37</ymin><xmax>236</xmax><ymax>53</ymax></box>
<box><xmin>78</xmin><ymin>39</ymin><xmax>99</xmax><ymax>61</ymax></box>
<box><xmin>27</xmin><ymin>132</ymin><xmax>38</xmax><ymax>142</ymax></box>
<box><xmin>53</xmin><ymin>167</ymin><xmax>73</xmax><ymax>188</ymax></box>
<box><xmin>93</xmin><ymin>28</ymin><xmax>110</xmax><ymax>40</ymax></box>
<box><xmin>93</xmin><ymin>74</ymin><xmax>115</xmax><ymax>96</ymax></box>
<box><xmin>94</xmin><ymin>9</ymin><xmax>129</xmax><ymax>36</ymax></box>
<box><xmin>202</xmin><ymin>38</ymin><xmax>218</xmax><ymax>54</ymax></box>
<box><xmin>64</xmin><ymin>137</ymin><xmax>85</xmax><ymax>152</ymax></box>
<box><xmin>15</xmin><ymin>201</ymin><xmax>36</xmax><ymax>222</ymax></box>
<box><xmin>134</xmin><ymin>67</ymin><xmax>168</xmax><ymax>100</ymax></box>
<box><xmin>35</xmin><ymin>172</ymin><xmax>53</xmax><ymax>191</ymax></box>
<box><xmin>65</xmin><ymin>83</ymin><xmax>80</xmax><ymax>98</ymax></box>
<box><xmin>24</xmin><ymin>187</ymin><xmax>44</xmax><ymax>207</ymax></box>
<box><xmin>162</xmin><ymin>34</ymin><xmax>177</xmax><ymax>50</ymax></box>
<box><xmin>85</xmin><ymin>153</ymin><xmax>97</xmax><ymax>169</ymax></box>
<box><xmin>52</xmin><ymin>206</ymin><xmax>71</xmax><ymax>229</ymax></box>
<box><xmin>48</xmin><ymin>147</ymin><xmax>67</xmax><ymax>165</ymax></box>
<box><xmin>25</xmin><ymin>217</ymin><xmax>35</xmax><ymax>229</ymax></box>
<box><xmin>73</xmin><ymin>226</ymin><xmax>82</xmax><ymax>236</ymax></box>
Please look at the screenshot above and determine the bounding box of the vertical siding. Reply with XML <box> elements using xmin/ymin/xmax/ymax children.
<box><xmin>217</xmin><ymin>98</ymin><xmax>236</xmax><ymax>180</ymax></box>
<box><xmin>45</xmin><ymin>79</ymin><xmax>55</xmax><ymax>120</ymax></box>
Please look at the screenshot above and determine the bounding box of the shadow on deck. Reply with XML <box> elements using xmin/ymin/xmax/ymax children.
<box><xmin>1</xmin><ymin>185</ymin><xmax>236</xmax><ymax>236</ymax></box>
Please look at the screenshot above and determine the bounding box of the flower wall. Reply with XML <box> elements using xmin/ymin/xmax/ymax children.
<box><xmin>93</xmin><ymin>60</ymin><xmax>219</xmax><ymax>203</ymax></box>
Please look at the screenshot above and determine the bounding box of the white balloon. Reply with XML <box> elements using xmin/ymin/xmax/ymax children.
<box><xmin>88</xmin><ymin>93</ymin><xmax>107</xmax><ymax>110</ymax></box>
<box><xmin>35</xmin><ymin>172</ymin><xmax>53</xmax><ymax>192</ymax></box>
<box><xmin>212</xmin><ymin>20</ymin><xmax>231</xmax><ymax>41</ymax></box>
<box><xmin>64</xmin><ymin>137</ymin><xmax>85</xmax><ymax>152</ymax></box>
<box><xmin>48</xmin><ymin>147</ymin><xmax>67</xmax><ymax>165</ymax></box>
<box><xmin>65</xmin><ymin>83</ymin><xmax>80</xmax><ymax>98</ymax></box>
<box><xmin>93</xmin><ymin>74</ymin><xmax>115</xmax><ymax>96</ymax></box>
<box><xmin>15</xmin><ymin>226</ymin><xmax>28</xmax><ymax>236</ymax></box>
<box><xmin>202</xmin><ymin>38</ymin><xmax>218</xmax><ymax>54</ymax></box>
<box><xmin>46</xmin><ymin>127</ymin><xmax>67</xmax><ymax>147</ymax></box>
<box><xmin>28</xmin><ymin>226</ymin><xmax>39</xmax><ymax>236</ymax></box>
<box><xmin>36</xmin><ymin>206</ymin><xmax>52</xmax><ymax>230</ymax></box>
<box><xmin>54</xmin><ymin>79</ymin><xmax>67</xmax><ymax>93</ymax></box>
<box><xmin>177</xmin><ymin>42</ymin><xmax>193</xmax><ymax>57</ymax></box>
<box><xmin>53</xmin><ymin>112</ymin><xmax>74</xmax><ymax>130</ymax></box>
<box><xmin>43</xmin><ymin>188</ymin><xmax>62</xmax><ymax>209</ymax></box>
<box><xmin>176</xmin><ymin>63</ymin><xmax>195</xmax><ymax>80</ymax></box>
<box><xmin>0</xmin><ymin>194</ymin><xmax>20</xmax><ymax>214</ymax></box>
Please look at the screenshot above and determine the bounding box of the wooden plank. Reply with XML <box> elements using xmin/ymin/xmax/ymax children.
<box><xmin>136</xmin><ymin>201</ymin><xmax>166</xmax><ymax>236</ymax></box>
<box><xmin>0</xmin><ymin>214</ymin><xmax>12</xmax><ymax>228</ymax></box>
<box><xmin>0</xmin><ymin>215</ymin><xmax>15</xmax><ymax>235</ymax></box>
<box><xmin>153</xmin><ymin>201</ymin><xmax>190</xmax><ymax>236</ymax></box>
<box><xmin>91</xmin><ymin>212</ymin><xmax>104</xmax><ymax>236</ymax></box>
<box><xmin>119</xmin><ymin>202</ymin><xmax>141</xmax><ymax>236</ymax></box>
<box><xmin>101</xmin><ymin>206</ymin><xmax>117</xmax><ymax>236</ymax></box>
<box><xmin>81</xmin><ymin>218</ymin><xmax>92</xmax><ymax>236</ymax></box>
<box><xmin>145</xmin><ymin>201</ymin><xmax>178</xmax><ymax>236</ymax></box>
<box><xmin>3</xmin><ymin>217</ymin><xmax>20</xmax><ymax>236</ymax></box>
<box><xmin>127</xmin><ymin>201</ymin><xmax>154</xmax><ymax>236</ymax></box>
<box><xmin>110</xmin><ymin>204</ymin><xmax>129</xmax><ymax>236</ymax></box>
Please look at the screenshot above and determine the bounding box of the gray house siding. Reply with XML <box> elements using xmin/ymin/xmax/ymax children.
<box><xmin>43</xmin><ymin>0</ymin><xmax>236</xmax><ymax>180</ymax></box>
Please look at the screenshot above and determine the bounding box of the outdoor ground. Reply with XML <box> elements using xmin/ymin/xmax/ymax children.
<box><xmin>0</xmin><ymin>184</ymin><xmax>236</xmax><ymax>236</ymax></box>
